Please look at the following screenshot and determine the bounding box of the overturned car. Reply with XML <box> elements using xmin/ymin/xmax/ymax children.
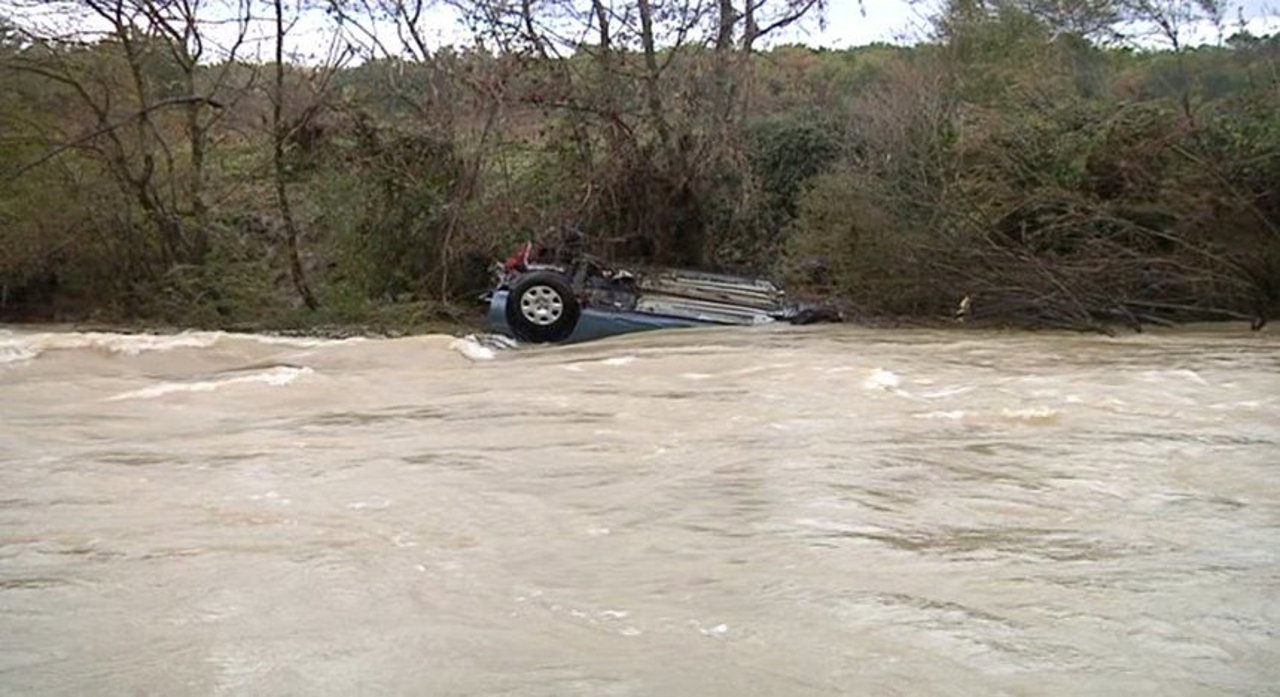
<box><xmin>483</xmin><ymin>241</ymin><xmax>839</xmax><ymax>344</ymax></box>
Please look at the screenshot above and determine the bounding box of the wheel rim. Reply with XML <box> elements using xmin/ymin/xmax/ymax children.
<box><xmin>519</xmin><ymin>285</ymin><xmax>565</xmax><ymax>326</ymax></box>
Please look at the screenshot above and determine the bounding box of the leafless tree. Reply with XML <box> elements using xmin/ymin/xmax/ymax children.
<box><xmin>267</xmin><ymin>0</ymin><xmax>354</xmax><ymax>309</ymax></box>
<box><xmin>4</xmin><ymin>0</ymin><xmax>253</xmax><ymax>267</ymax></box>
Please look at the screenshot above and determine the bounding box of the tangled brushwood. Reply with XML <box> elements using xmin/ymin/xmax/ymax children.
<box><xmin>1</xmin><ymin>1</ymin><xmax>1276</xmax><ymax>331</ymax></box>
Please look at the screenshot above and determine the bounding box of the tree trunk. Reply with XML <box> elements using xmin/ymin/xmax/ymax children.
<box><xmin>714</xmin><ymin>0</ymin><xmax>737</xmax><ymax>122</ymax></box>
<box><xmin>185</xmin><ymin>73</ymin><xmax>209</xmax><ymax>263</ymax></box>
<box><xmin>590</xmin><ymin>0</ymin><xmax>625</xmax><ymax>151</ymax></box>
<box><xmin>637</xmin><ymin>0</ymin><xmax>671</xmax><ymax>154</ymax></box>
<box><xmin>273</xmin><ymin>0</ymin><xmax>318</xmax><ymax>311</ymax></box>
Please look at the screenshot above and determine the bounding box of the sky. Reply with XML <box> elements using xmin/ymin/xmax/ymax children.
<box><xmin>5</xmin><ymin>0</ymin><xmax>1280</xmax><ymax>63</ymax></box>
<box><xmin>771</xmin><ymin>0</ymin><xmax>936</xmax><ymax>46</ymax></box>
<box><xmin>407</xmin><ymin>0</ymin><xmax>936</xmax><ymax>50</ymax></box>
<box><xmin>409</xmin><ymin>0</ymin><xmax>1280</xmax><ymax>49</ymax></box>
<box><xmin>284</xmin><ymin>0</ymin><xmax>1280</xmax><ymax>64</ymax></box>
<box><xmin>303</xmin><ymin>0</ymin><xmax>1280</xmax><ymax>61</ymax></box>
<box><xmin>753</xmin><ymin>0</ymin><xmax>1280</xmax><ymax>47</ymax></box>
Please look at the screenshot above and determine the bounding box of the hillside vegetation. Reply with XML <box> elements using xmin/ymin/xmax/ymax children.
<box><xmin>2</xmin><ymin>0</ymin><xmax>1276</xmax><ymax>332</ymax></box>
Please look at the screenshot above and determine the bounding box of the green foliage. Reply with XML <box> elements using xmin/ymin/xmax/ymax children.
<box><xmin>143</xmin><ymin>234</ymin><xmax>279</xmax><ymax>326</ymax></box>
<box><xmin>695</xmin><ymin>112</ymin><xmax>845</xmax><ymax>272</ymax></box>
<box><xmin>784</xmin><ymin>27</ymin><xmax>1280</xmax><ymax>326</ymax></box>
<box><xmin>748</xmin><ymin>113</ymin><xmax>845</xmax><ymax>220</ymax></box>
<box><xmin>3</xmin><ymin>2</ymin><xmax>1278</xmax><ymax>329</ymax></box>
<box><xmin>314</xmin><ymin>127</ymin><xmax>462</xmax><ymax>301</ymax></box>
<box><xmin>784</xmin><ymin>172</ymin><xmax>934</xmax><ymax>313</ymax></box>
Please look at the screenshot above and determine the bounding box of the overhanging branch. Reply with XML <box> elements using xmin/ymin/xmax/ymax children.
<box><xmin>6</xmin><ymin>95</ymin><xmax>224</xmax><ymax>181</ymax></box>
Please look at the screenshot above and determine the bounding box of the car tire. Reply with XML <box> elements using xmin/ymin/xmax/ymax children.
<box><xmin>505</xmin><ymin>272</ymin><xmax>581</xmax><ymax>343</ymax></box>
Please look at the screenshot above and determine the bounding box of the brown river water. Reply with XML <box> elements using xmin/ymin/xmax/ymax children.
<box><xmin>1</xmin><ymin>324</ymin><xmax>1277</xmax><ymax>695</ymax></box>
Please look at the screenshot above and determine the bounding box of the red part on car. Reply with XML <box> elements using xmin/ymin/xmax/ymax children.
<box><xmin>503</xmin><ymin>241</ymin><xmax>534</xmax><ymax>272</ymax></box>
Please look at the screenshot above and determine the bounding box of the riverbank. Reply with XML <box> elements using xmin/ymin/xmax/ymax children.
<box><xmin>3</xmin><ymin>275</ymin><xmax>1271</xmax><ymax>341</ymax></box>
<box><xmin>0</xmin><ymin>299</ymin><xmax>489</xmax><ymax>341</ymax></box>
<box><xmin>4</xmin><ymin>305</ymin><xmax>1269</xmax><ymax>343</ymax></box>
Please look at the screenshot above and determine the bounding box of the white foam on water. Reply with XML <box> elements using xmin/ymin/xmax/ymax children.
<box><xmin>0</xmin><ymin>341</ymin><xmax>40</xmax><ymax>365</ymax></box>
<box><xmin>106</xmin><ymin>366</ymin><xmax>313</xmax><ymax>401</ymax></box>
<box><xmin>391</xmin><ymin>532</ymin><xmax>416</xmax><ymax>548</ymax></box>
<box><xmin>2</xmin><ymin>332</ymin><xmax>222</xmax><ymax>365</ymax></box>
<box><xmin>602</xmin><ymin>355</ymin><xmax>637</xmax><ymax>366</ymax></box>
<box><xmin>448</xmin><ymin>336</ymin><xmax>496</xmax><ymax>361</ymax></box>
<box><xmin>916</xmin><ymin>410</ymin><xmax>968</xmax><ymax>420</ymax></box>
<box><xmin>691</xmin><ymin>621</ymin><xmax>729</xmax><ymax>638</ymax></box>
<box><xmin>681</xmin><ymin>372</ymin><xmax>714</xmax><ymax>380</ymax></box>
<box><xmin>244</xmin><ymin>334</ymin><xmax>367</xmax><ymax>348</ymax></box>
<box><xmin>49</xmin><ymin>331</ymin><xmax>224</xmax><ymax>356</ymax></box>
<box><xmin>918</xmin><ymin>385</ymin><xmax>976</xmax><ymax>400</ymax></box>
<box><xmin>999</xmin><ymin>406</ymin><xmax>1061</xmax><ymax>422</ymax></box>
<box><xmin>247</xmin><ymin>490</ymin><xmax>292</xmax><ymax>504</ymax></box>
<box><xmin>1141</xmin><ymin>368</ymin><xmax>1210</xmax><ymax>386</ymax></box>
<box><xmin>0</xmin><ymin>330</ymin><xmax>369</xmax><ymax>366</ymax></box>
<box><xmin>862</xmin><ymin>368</ymin><xmax>902</xmax><ymax>391</ymax></box>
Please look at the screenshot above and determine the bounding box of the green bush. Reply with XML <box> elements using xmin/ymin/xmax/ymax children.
<box><xmin>314</xmin><ymin>129</ymin><xmax>462</xmax><ymax>301</ymax></box>
<box><xmin>784</xmin><ymin>172</ymin><xmax>956</xmax><ymax>315</ymax></box>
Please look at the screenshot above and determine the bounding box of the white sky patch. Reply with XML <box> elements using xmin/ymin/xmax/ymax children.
<box><xmin>8</xmin><ymin>0</ymin><xmax>1277</xmax><ymax>67</ymax></box>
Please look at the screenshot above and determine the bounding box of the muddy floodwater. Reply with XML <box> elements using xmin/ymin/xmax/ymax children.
<box><xmin>1</xmin><ymin>325</ymin><xmax>1277</xmax><ymax>695</ymax></box>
